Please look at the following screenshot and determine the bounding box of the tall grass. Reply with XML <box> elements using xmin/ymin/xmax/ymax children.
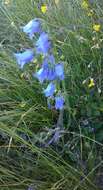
<box><xmin>0</xmin><ymin>0</ymin><xmax>103</xmax><ymax>189</ymax></box>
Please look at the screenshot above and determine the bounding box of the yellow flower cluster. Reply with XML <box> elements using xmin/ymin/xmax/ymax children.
<box><xmin>81</xmin><ymin>1</ymin><xmax>101</xmax><ymax>32</ymax></box>
<box><xmin>41</xmin><ymin>5</ymin><xmax>47</xmax><ymax>14</ymax></box>
<box><xmin>81</xmin><ymin>1</ymin><xmax>94</xmax><ymax>17</ymax></box>
<box><xmin>93</xmin><ymin>24</ymin><xmax>101</xmax><ymax>32</ymax></box>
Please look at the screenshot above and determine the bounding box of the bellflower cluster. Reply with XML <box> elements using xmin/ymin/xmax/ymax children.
<box><xmin>14</xmin><ymin>18</ymin><xmax>65</xmax><ymax>110</ymax></box>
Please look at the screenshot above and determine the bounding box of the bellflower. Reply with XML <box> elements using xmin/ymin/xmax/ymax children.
<box><xmin>43</xmin><ymin>55</ymin><xmax>56</xmax><ymax>80</ymax></box>
<box><xmin>14</xmin><ymin>49</ymin><xmax>34</xmax><ymax>69</ymax></box>
<box><xmin>36</xmin><ymin>32</ymin><xmax>51</xmax><ymax>54</ymax></box>
<box><xmin>44</xmin><ymin>82</ymin><xmax>55</xmax><ymax>97</ymax></box>
<box><xmin>35</xmin><ymin>67</ymin><xmax>47</xmax><ymax>83</ymax></box>
<box><xmin>42</xmin><ymin>54</ymin><xmax>55</xmax><ymax>68</ymax></box>
<box><xmin>55</xmin><ymin>63</ymin><xmax>64</xmax><ymax>80</ymax></box>
<box><xmin>35</xmin><ymin>59</ymin><xmax>48</xmax><ymax>83</ymax></box>
<box><xmin>42</xmin><ymin>54</ymin><xmax>55</xmax><ymax>67</ymax></box>
<box><xmin>47</xmin><ymin>68</ymin><xmax>56</xmax><ymax>81</ymax></box>
<box><xmin>35</xmin><ymin>55</ymin><xmax>56</xmax><ymax>82</ymax></box>
<box><xmin>22</xmin><ymin>18</ymin><xmax>41</xmax><ymax>39</ymax></box>
<box><xmin>47</xmin><ymin>54</ymin><xmax>55</xmax><ymax>65</ymax></box>
<box><xmin>55</xmin><ymin>96</ymin><xmax>64</xmax><ymax>110</ymax></box>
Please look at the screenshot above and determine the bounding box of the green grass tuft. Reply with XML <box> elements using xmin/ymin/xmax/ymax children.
<box><xmin>0</xmin><ymin>0</ymin><xmax>103</xmax><ymax>189</ymax></box>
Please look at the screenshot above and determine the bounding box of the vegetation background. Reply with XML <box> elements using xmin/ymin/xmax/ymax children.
<box><xmin>0</xmin><ymin>0</ymin><xmax>103</xmax><ymax>189</ymax></box>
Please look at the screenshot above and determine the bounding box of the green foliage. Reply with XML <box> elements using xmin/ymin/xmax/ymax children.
<box><xmin>0</xmin><ymin>0</ymin><xmax>103</xmax><ymax>189</ymax></box>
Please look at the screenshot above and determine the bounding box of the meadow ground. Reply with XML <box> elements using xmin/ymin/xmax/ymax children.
<box><xmin>0</xmin><ymin>0</ymin><xmax>103</xmax><ymax>189</ymax></box>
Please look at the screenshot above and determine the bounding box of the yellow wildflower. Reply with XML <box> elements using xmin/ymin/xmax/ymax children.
<box><xmin>87</xmin><ymin>9</ymin><xmax>94</xmax><ymax>17</ymax></box>
<box><xmin>93</xmin><ymin>24</ymin><xmax>101</xmax><ymax>32</ymax></box>
<box><xmin>41</xmin><ymin>4</ymin><xmax>47</xmax><ymax>14</ymax></box>
<box><xmin>88</xmin><ymin>78</ymin><xmax>95</xmax><ymax>88</ymax></box>
<box><xmin>81</xmin><ymin>1</ymin><xmax>89</xmax><ymax>9</ymax></box>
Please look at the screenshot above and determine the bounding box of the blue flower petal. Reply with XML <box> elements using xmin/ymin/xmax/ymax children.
<box><xmin>55</xmin><ymin>96</ymin><xmax>64</xmax><ymax>110</ymax></box>
<box><xmin>42</xmin><ymin>55</ymin><xmax>56</xmax><ymax>81</ymax></box>
<box><xmin>36</xmin><ymin>32</ymin><xmax>51</xmax><ymax>54</ymax></box>
<box><xmin>42</xmin><ymin>54</ymin><xmax>55</xmax><ymax>68</ymax></box>
<box><xmin>35</xmin><ymin>67</ymin><xmax>47</xmax><ymax>83</ymax></box>
<box><xmin>14</xmin><ymin>49</ymin><xmax>34</xmax><ymax>69</ymax></box>
<box><xmin>55</xmin><ymin>63</ymin><xmax>64</xmax><ymax>80</ymax></box>
<box><xmin>47</xmin><ymin>68</ymin><xmax>56</xmax><ymax>81</ymax></box>
<box><xmin>22</xmin><ymin>19</ymin><xmax>41</xmax><ymax>39</ymax></box>
<box><xmin>48</xmin><ymin>54</ymin><xmax>55</xmax><ymax>65</ymax></box>
<box><xmin>44</xmin><ymin>83</ymin><xmax>55</xmax><ymax>97</ymax></box>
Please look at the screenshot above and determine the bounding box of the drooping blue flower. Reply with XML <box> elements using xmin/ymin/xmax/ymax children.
<box><xmin>42</xmin><ymin>54</ymin><xmax>55</xmax><ymax>66</ymax></box>
<box><xmin>35</xmin><ymin>67</ymin><xmax>47</xmax><ymax>83</ymax></box>
<box><xmin>42</xmin><ymin>54</ymin><xmax>55</xmax><ymax>68</ymax></box>
<box><xmin>42</xmin><ymin>55</ymin><xmax>56</xmax><ymax>80</ymax></box>
<box><xmin>47</xmin><ymin>68</ymin><xmax>56</xmax><ymax>81</ymax></box>
<box><xmin>35</xmin><ymin>54</ymin><xmax>56</xmax><ymax>83</ymax></box>
<box><xmin>14</xmin><ymin>49</ymin><xmax>34</xmax><ymax>69</ymax></box>
<box><xmin>47</xmin><ymin>54</ymin><xmax>55</xmax><ymax>65</ymax></box>
<box><xmin>44</xmin><ymin>82</ymin><xmax>55</xmax><ymax>97</ymax></box>
<box><xmin>22</xmin><ymin>18</ymin><xmax>41</xmax><ymax>39</ymax></box>
<box><xmin>36</xmin><ymin>32</ymin><xmax>51</xmax><ymax>54</ymax></box>
<box><xmin>55</xmin><ymin>63</ymin><xmax>64</xmax><ymax>80</ymax></box>
<box><xmin>34</xmin><ymin>58</ymin><xmax>48</xmax><ymax>83</ymax></box>
<box><xmin>55</xmin><ymin>96</ymin><xmax>64</xmax><ymax>110</ymax></box>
